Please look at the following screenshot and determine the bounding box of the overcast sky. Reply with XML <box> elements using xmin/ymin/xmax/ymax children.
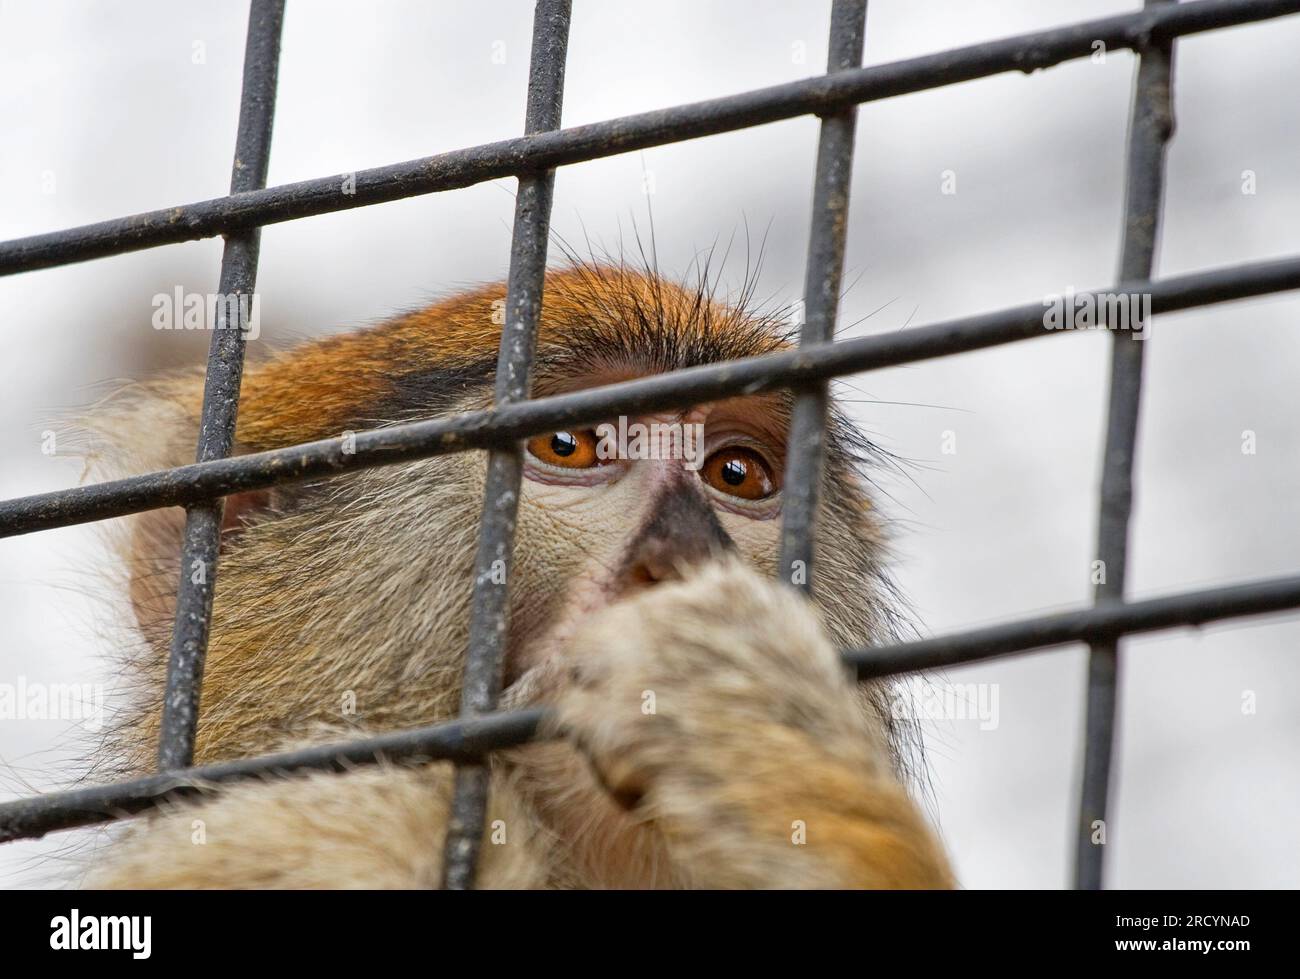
<box><xmin>1</xmin><ymin>0</ymin><xmax>1297</xmax><ymax>888</ymax></box>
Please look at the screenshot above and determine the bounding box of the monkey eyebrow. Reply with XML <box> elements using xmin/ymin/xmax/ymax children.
<box><xmin>370</xmin><ymin>359</ymin><xmax>498</xmax><ymax>424</ymax></box>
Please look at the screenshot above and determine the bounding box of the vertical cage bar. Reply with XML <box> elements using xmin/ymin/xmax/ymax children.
<box><xmin>441</xmin><ymin>0</ymin><xmax>572</xmax><ymax>890</ymax></box>
<box><xmin>157</xmin><ymin>0</ymin><xmax>285</xmax><ymax>771</ymax></box>
<box><xmin>779</xmin><ymin>0</ymin><xmax>868</xmax><ymax>594</ymax></box>
<box><xmin>1074</xmin><ymin>0</ymin><xmax>1175</xmax><ymax>890</ymax></box>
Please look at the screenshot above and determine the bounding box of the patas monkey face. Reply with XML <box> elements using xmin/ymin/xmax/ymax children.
<box><xmin>506</xmin><ymin>391</ymin><xmax>790</xmax><ymax>688</ymax></box>
<box><xmin>103</xmin><ymin>263</ymin><xmax>907</xmax><ymax>778</ymax></box>
<box><xmin>86</xmin><ymin>262</ymin><xmax>951</xmax><ymax>890</ymax></box>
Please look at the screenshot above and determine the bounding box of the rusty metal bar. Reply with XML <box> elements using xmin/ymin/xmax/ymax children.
<box><xmin>3</xmin><ymin>255</ymin><xmax>1296</xmax><ymax>540</ymax></box>
<box><xmin>1</xmin><ymin>0</ymin><xmax>1294</xmax><ymax>277</ymax></box>
<box><xmin>157</xmin><ymin>0</ymin><xmax>285</xmax><ymax>771</ymax></box>
<box><xmin>440</xmin><ymin>0</ymin><xmax>572</xmax><ymax>891</ymax></box>
<box><xmin>7</xmin><ymin>570</ymin><xmax>1300</xmax><ymax>845</ymax></box>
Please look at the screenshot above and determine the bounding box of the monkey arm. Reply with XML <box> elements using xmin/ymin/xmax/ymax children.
<box><xmin>546</xmin><ymin>559</ymin><xmax>955</xmax><ymax>889</ymax></box>
<box><xmin>86</xmin><ymin>562</ymin><xmax>950</xmax><ymax>890</ymax></box>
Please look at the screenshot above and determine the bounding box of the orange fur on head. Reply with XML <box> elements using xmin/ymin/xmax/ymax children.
<box><xmin>234</xmin><ymin>265</ymin><xmax>789</xmax><ymax>450</ymax></box>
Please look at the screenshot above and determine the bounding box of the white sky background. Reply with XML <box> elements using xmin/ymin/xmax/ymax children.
<box><xmin>1</xmin><ymin>0</ymin><xmax>1297</xmax><ymax>888</ymax></box>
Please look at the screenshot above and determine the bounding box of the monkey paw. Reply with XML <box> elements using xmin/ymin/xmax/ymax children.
<box><xmin>544</xmin><ymin>559</ymin><xmax>953</xmax><ymax>888</ymax></box>
<box><xmin>550</xmin><ymin>558</ymin><xmax>877</xmax><ymax>804</ymax></box>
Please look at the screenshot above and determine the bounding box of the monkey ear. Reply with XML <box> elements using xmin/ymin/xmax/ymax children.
<box><xmin>219</xmin><ymin>487</ymin><xmax>274</xmax><ymax>535</ymax></box>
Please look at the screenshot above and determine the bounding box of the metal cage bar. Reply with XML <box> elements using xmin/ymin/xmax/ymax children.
<box><xmin>1</xmin><ymin>1</ymin><xmax>1295</xmax><ymax>277</ymax></box>
<box><xmin>1</xmin><ymin>0</ymin><xmax>1298</xmax><ymax>892</ymax></box>
<box><xmin>6</xmin><ymin>569</ymin><xmax>1299</xmax><ymax>845</ymax></box>
<box><xmin>1075</xmin><ymin>0</ymin><xmax>1177</xmax><ymax>890</ymax></box>
<box><xmin>157</xmin><ymin>0</ymin><xmax>285</xmax><ymax>771</ymax></box>
<box><xmin>3</xmin><ymin>255</ymin><xmax>1298</xmax><ymax>539</ymax></box>
<box><xmin>780</xmin><ymin>0</ymin><xmax>867</xmax><ymax>594</ymax></box>
<box><xmin>0</xmin><ymin>709</ymin><xmax>546</xmax><ymax>844</ymax></box>
<box><xmin>441</xmin><ymin>0</ymin><xmax>572</xmax><ymax>890</ymax></box>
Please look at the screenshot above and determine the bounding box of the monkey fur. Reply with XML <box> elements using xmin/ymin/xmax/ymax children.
<box><xmin>80</xmin><ymin>264</ymin><xmax>954</xmax><ymax>889</ymax></box>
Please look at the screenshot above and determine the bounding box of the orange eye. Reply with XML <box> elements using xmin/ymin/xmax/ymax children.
<box><xmin>526</xmin><ymin>429</ymin><xmax>602</xmax><ymax>469</ymax></box>
<box><xmin>701</xmin><ymin>447</ymin><xmax>777</xmax><ymax>501</ymax></box>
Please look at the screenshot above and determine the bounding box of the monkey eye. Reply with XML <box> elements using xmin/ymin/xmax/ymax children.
<box><xmin>700</xmin><ymin>447</ymin><xmax>777</xmax><ymax>501</ymax></box>
<box><xmin>525</xmin><ymin>429</ymin><xmax>603</xmax><ymax>469</ymax></box>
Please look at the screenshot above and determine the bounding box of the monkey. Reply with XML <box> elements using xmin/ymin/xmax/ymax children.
<box><xmin>79</xmin><ymin>262</ymin><xmax>954</xmax><ymax>889</ymax></box>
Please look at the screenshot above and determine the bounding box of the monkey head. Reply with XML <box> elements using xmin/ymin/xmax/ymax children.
<box><xmin>95</xmin><ymin>263</ymin><xmax>909</xmax><ymax>785</ymax></box>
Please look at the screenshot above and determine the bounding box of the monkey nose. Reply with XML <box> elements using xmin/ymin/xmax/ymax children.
<box><xmin>613</xmin><ymin>482</ymin><xmax>735</xmax><ymax>594</ymax></box>
<box><xmin>623</xmin><ymin>540</ymin><xmax>696</xmax><ymax>588</ymax></box>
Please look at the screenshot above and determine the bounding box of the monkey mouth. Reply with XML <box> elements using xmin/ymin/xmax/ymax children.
<box><xmin>499</xmin><ymin>568</ymin><xmax>642</xmax><ymax>706</ymax></box>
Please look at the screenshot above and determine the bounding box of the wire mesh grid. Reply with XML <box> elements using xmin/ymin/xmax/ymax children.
<box><xmin>2</xmin><ymin>0</ymin><xmax>1299</xmax><ymax>889</ymax></box>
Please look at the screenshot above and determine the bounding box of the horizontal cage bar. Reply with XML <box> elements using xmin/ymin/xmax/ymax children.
<box><xmin>0</xmin><ymin>710</ymin><xmax>546</xmax><ymax>844</ymax></box>
<box><xmin>4</xmin><ymin>570</ymin><xmax>1297</xmax><ymax>844</ymax></box>
<box><xmin>1</xmin><ymin>0</ymin><xmax>1296</xmax><ymax>276</ymax></box>
<box><xmin>2</xmin><ymin>254</ymin><xmax>1298</xmax><ymax>538</ymax></box>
